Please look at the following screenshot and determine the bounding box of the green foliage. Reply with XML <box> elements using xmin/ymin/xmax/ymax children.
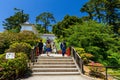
<box><xmin>0</xmin><ymin>52</ymin><xmax>28</xmax><ymax>79</ymax></box>
<box><xmin>52</xmin><ymin>15</ymin><xmax>82</xmax><ymax>38</ymax></box>
<box><xmin>18</xmin><ymin>31</ymin><xmax>38</xmax><ymax>46</ymax></box>
<box><xmin>107</xmin><ymin>52</ymin><xmax>120</xmax><ymax>66</ymax></box>
<box><xmin>0</xmin><ymin>32</ymin><xmax>12</xmax><ymax>54</ymax></box>
<box><xmin>75</xmin><ymin>47</ymin><xmax>94</xmax><ymax>64</ymax></box>
<box><xmin>80</xmin><ymin>53</ymin><xmax>94</xmax><ymax>64</ymax></box>
<box><xmin>0</xmin><ymin>31</ymin><xmax>38</xmax><ymax>54</ymax></box>
<box><xmin>35</xmin><ymin>24</ymin><xmax>46</xmax><ymax>33</ymax></box>
<box><xmin>36</xmin><ymin>12</ymin><xmax>56</xmax><ymax>33</ymax></box>
<box><xmin>108</xmin><ymin>69</ymin><xmax>120</xmax><ymax>79</ymax></box>
<box><xmin>53</xmin><ymin>39</ymin><xmax>61</xmax><ymax>50</ymax></box>
<box><xmin>3</xmin><ymin>8</ymin><xmax>29</xmax><ymax>32</ymax></box>
<box><xmin>80</xmin><ymin>0</ymin><xmax>120</xmax><ymax>33</ymax></box>
<box><xmin>64</xmin><ymin>20</ymin><xmax>120</xmax><ymax>66</ymax></box>
<box><xmin>6</xmin><ymin>42</ymin><xmax>32</xmax><ymax>58</ymax></box>
<box><xmin>74</xmin><ymin>48</ymin><xmax>85</xmax><ymax>54</ymax></box>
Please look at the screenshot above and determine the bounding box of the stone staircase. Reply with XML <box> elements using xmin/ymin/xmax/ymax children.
<box><xmin>31</xmin><ymin>56</ymin><xmax>81</xmax><ymax>75</ymax></box>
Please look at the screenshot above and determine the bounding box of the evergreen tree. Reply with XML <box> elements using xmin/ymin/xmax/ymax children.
<box><xmin>52</xmin><ymin>15</ymin><xmax>82</xmax><ymax>38</ymax></box>
<box><xmin>80</xmin><ymin>0</ymin><xmax>120</xmax><ymax>33</ymax></box>
<box><xmin>36</xmin><ymin>12</ymin><xmax>56</xmax><ymax>33</ymax></box>
<box><xmin>3</xmin><ymin>8</ymin><xmax>29</xmax><ymax>32</ymax></box>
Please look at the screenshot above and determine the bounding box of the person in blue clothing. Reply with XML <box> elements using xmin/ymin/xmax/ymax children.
<box><xmin>46</xmin><ymin>40</ymin><xmax>51</xmax><ymax>56</ymax></box>
<box><xmin>60</xmin><ymin>40</ymin><xmax>66</xmax><ymax>57</ymax></box>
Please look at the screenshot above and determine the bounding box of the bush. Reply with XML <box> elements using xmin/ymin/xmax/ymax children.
<box><xmin>88</xmin><ymin>62</ymin><xmax>105</xmax><ymax>72</ymax></box>
<box><xmin>89</xmin><ymin>70</ymin><xmax>105</xmax><ymax>79</ymax></box>
<box><xmin>0</xmin><ymin>33</ymin><xmax>10</xmax><ymax>54</ymax></box>
<box><xmin>18</xmin><ymin>31</ymin><xmax>38</xmax><ymax>46</ymax></box>
<box><xmin>0</xmin><ymin>31</ymin><xmax>38</xmax><ymax>54</ymax></box>
<box><xmin>74</xmin><ymin>47</ymin><xmax>85</xmax><ymax>54</ymax></box>
<box><xmin>6</xmin><ymin>42</ymin><xmax>32</xmax><ymax>58</ymax></box>
<box><xmin>80</xmin><ymin>53</ymin><xmax>94</xmax><ymax>64</ymax></box>
<box><xmin>81</xmin><ymin>53</ymin><xmax>94</xmax><ymax>59</ymax></box>
<box><xmin>88</xmin><ymin>62</ymin><xmax>105</xmax><ymax>79</ymax></box>
<box><xmin>75</xmin><ymin>47</ymin><xmax>94</xmax><ymax>64</ymax></box>
<box><xmin>0</xmin><ymin>52</ymin><xmax>28</xmax><ymax>80</ymax></box>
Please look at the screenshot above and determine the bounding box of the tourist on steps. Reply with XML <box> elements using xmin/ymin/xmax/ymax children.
<box><xmin>46</xmin><ymin>40</ymin><xmax>51</xmax><ymax>56</ymax></box>
<box><xmin>52</xmin><ymin>42</ymin><xmax>57</xmax><ymax>54</ymax></box>
<box><xmin>60</xmin><ymin>40</ymin><xmax>66</xmax><ymax>57</ymax></box>
<box><xmin>38</xmin><ymin>39</ymin><xmax>43</xmax><ymax>55</ymax></box>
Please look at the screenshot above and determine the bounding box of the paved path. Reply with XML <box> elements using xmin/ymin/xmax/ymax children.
<box><xmin>21</xmin><ymin>75</ymin><xmax>93</xmax><ymax>80</ymax></box>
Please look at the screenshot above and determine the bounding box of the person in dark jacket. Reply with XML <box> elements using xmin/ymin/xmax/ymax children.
<box><xmin>38</xmin><ymin>40</ymin><xmax>43</xmax><ymax>55</ymax></box>
<box><xmin>60</xmin><ymin>41</ymin><xmax>66</xmax><ymax>57</ymax></box>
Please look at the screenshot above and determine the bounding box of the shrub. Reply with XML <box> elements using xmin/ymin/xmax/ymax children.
<box><xmin>18</xmin><ymin>31</ymin><xmax>38</xmax><ymax>46</ymax></box>
<box><xmin>0</xmin><ymin>52</ymin><xmax>28</xmax><ymax>80</ymax></box>
<box><xmin>88</xmin><ymin>62</ymin><xmax>105</xmax><ymax>79</ymax></box>
<box><xmin>89</xmin><ymin>70</ymin><xmax>105</xmax><ymax>79</ymax></box>
<box><xmin>74</xmin><ymin>47</ymin><xmax>85</xmax><ymax>54</ymax></box>
<box><xmin>75</xmin><ymin>47</ymin><xmax>94</xmax><ymax>64</ymax></box>
<box><xmin>0</xmin><ymin>31</ymin><xmax>38</xmax><ymax>54</ymax></box>
<box><xmin>88</xmin><ymin>62</ymin><xmax>105</xmax><ymax>72</ymax></box>
<box><xmin>80</xmin><ymin>53</ymin><xmax>94</xmax><ymax>64</ymax></box>
<box><xmin>0</xmin><ymin>33</ymin><xmax>10</xmax><ymax>54</ymax></box>
<box><xmin>6</xmin><ymin>42</ymin><xmax>32</xmax><ymax>58</ymax></box>
<box><xmin>81</xmin><ymin>53</ymin><xmax>94</xmax><ymax>60</ymax></box>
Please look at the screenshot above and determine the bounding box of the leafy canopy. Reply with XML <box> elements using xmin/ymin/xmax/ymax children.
<box><xmin>3</xmin><ymin>8</ymin><xmax>29</xmax><ymax>32</ymax></box>
<box><xmin>52</xmin><ymin>15</ymin><xmax>82</xmax><ymax>38</ymax></box>
<box><xmin>80</xmin><ymin>0</ymin><xmax>120</xmax><ymax>33</ymax></box>
<box><xmin>64</xmin><ymin>20</ymin><xmax>120</xmax><ymax>66</ymax></box>
<box><xmin>36</xmin><ymin>12</ymin><xmax>56</xmax><ymax>33</ymax></box>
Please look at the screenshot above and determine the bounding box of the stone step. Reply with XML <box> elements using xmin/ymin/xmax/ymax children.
<box><xmin>37</xmin><ymin>60</ymin><xmax>73</xmax><ymax>63</ymax></box>
<box><xmin>37</xmin><ymin>58</ymin><xmax>71</xmax><ymax>60</ymax></box>
<box><xmin>34</xmin><ymin>62</ymin><xmax>75</xmax><ymax>65</ymax></box>
<box><xmin>38</xmin><ymin>56</ymin><xmax>72</xmax><ymax>59</ymax></box>
<box><xmin>31</xmin><ymin>55</ymin><xmax>80</xmax><ymax>76</ymax></box>
<box><xmin>32</xmin><ymin>68</ymin><xmax>79</xmax><ymax>72</ymax></box>
<box><xmin>32</xmin><ymin>72</ymin><xmax>80</xmax><ymax>75</ymax></box>
<box><xmin>32</xmin><ymin>65</ymin><xmax>76</xmax><ymax>68</ymax></box>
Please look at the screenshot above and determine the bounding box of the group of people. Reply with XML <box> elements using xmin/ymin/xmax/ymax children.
<box><xmin>37</xmin><ymin>39</ymin><xmax>66</xmax><ymax>57</ymax></box>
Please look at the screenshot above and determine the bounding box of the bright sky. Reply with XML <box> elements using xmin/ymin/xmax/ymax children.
<box><xmin>0</xmin><ymin>0</ymin><xmax>88</xmax><ymax>32</ymax></box>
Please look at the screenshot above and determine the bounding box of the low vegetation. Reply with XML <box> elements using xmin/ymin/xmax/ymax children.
<box><xmin>0</xmin><ymin>53</ymin><xmax>28</xmax><ymax>80</ymax></box>
<box><xmin>0</xmin><ymin>31</ymin><xmax>39</xmax><ymax>79</ymax></box>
